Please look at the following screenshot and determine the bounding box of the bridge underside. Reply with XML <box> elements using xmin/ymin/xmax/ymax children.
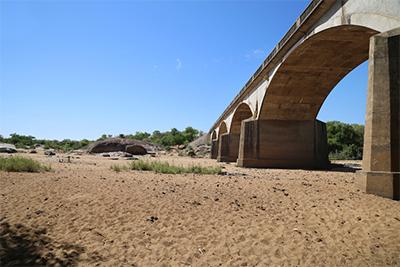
<box><xmin>211</xmin><ymin>28</ymin><xmax>399</xmax><ymax>199</ymax></box>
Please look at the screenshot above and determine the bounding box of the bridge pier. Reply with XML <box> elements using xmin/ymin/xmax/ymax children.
<box><xmin>217</xmin><ymin>133</ymin><xmax>240</xmax><ymax>163</ymax></box>
<box><xmin>237</xmin><ymin>119</ymin><xmax>329</xmax><ymax>169</ymax></box>
<box><xmin>357</xmin><ymin>29</ymin><xmax>400</xmax><ymax>200</ymax></box>
<box><xmin>211</xmin><ymin>139</ymin><xmax>218</xmax><ymax>159</ymax></box>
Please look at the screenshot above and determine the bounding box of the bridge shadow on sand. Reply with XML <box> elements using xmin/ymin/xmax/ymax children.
<box><xmin>327</xmin><ymin>162</ymin><xmax>362</xmax><ymax>173</ymax></box>
<box><xmin>0</xmin><ymin>219</ymin><xmax>85</xmax><ymax>267</ymax></box>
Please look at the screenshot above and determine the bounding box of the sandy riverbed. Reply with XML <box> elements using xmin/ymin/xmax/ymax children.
<box><xmin>1</xmin><ymin>153</ymin><xmax>399</xmax><ymax>266</ymax></box>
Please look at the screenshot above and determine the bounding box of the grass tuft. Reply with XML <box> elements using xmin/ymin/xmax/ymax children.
<box><xmin>111</xmin><ymin>160</ymin><xmax>223</xmax><ymax>175</ymax></box>
<box><xmin>110</xmin><ymin>164</ymin><xmax>128</xmax><ymax>173</ymax></box>
<box><xmin>0</xmin><ymin>156</ymin><xmax>51</xmax><ymax>172</ymax></box>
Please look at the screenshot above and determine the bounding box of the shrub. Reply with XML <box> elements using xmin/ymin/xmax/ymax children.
<box><xmin>326</xmin><ymin>121</ymin><xmax>364</xmax><ymax>160</ymax></box>
<box><xmin>186</xmin><ymin>146</ymin><xmax>196</xmax><ymax>157</ymax></box>
<box><xmin>0</xmin><ymin>127</ymin><xmax>202</xmax><ymax>152</ymax></box>
<box><xmin>110</xmin><ymin>164</ymin><xmax>128</xmax><ymax>173</ymax></box>
<box><xmin>0</xmin><ymin>156</ymin><xmax>51</xmax><ymax>172</ymax></box>
<box><xmin>127</xmin><ymin>160</ymin><xmax>223</xmax><ymax>175</ymax></box>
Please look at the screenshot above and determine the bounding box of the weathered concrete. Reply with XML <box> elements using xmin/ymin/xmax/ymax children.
<box><xmin>211</xmin><ymin>140</ymin><xmax>218</xmax><ymax>159</ymax></box>
<box><xmin>357</xmin><ymin>28</ymin><xmax>400</xmax><ymax>200</ymax></box>
<box><xmin>237</xmin><ymin>119</ymin><xmax>329</xmax><ymax>169</ymax></box>
<box><xmin>215</xmin><ymin>103</ymin><xmax>254</xmax><ymax>162</ymax></box>
<box><xmin>217</xmin><ymin>133</ymin><xmax>240</xmax><ymax>163</ymax></box>
<box><xmin>259</xmin><ymin>25</ymin><xmax>376</xmax><ymax>120</ymax></box>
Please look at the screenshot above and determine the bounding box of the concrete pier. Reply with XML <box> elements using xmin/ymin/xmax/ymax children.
<box><xmin>217</xmin><ymin>133</ymin><xmax>240</xmax><ymax>163</ymax></box>
<box><xmin>358</xmin><ymin>29</ymin><xmax>400</xmax><ymax>200</ymax></box>
<box><xmin>237</xmin><ymin>119</ymin><xmax>329</xmax><ymax>169</ymax></box>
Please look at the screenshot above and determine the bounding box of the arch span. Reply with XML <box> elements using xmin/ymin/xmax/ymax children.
<box><xmin>217</xmin><ymin>103</ymin><xmax>254</xmax><ymax>163</ymax></box>
<box><xmin>230</xmin><ymin>103</ymin><xmax>253</xmax><ymax>134</ymax></box>
<box><xmin>218</xmin><ymin>122</ymin><xmax>227</xmax><ymax>139</ymax></box>
<box><xmin>259</xmin><ymin>25</ymin><xmax>378</xmax><ymax>120</ymax></box>
<box><xmin>211</xmin><ymin>130</ymin><xmax>217</xmax><ymax>141</ymax></box>
<box><xmin>239</xmin><ymin>25</ymin><xmax>380</xmax><ymax>169</ymax></box>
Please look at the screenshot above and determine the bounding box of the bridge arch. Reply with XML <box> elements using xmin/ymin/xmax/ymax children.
<box><xmin>216</xmin><ymin>103</ymin><xmax>254</xmax><ymax>163</ymax></box>
<box><xmin>218</xmin><ymin>122</ymin><xmax>227</xmax><ymax>139</ymax></box>
<box><xmin>211</xmin><ymin>130</ymin><xmax>217</xmax><ymax>141</ymax></box>
<box><xmin>230</xmin><ymin>103</ymin><xmax>253</xmax><ymax>134</ymax></box>
<box><xmin>259</xmin><ymin>25</ymin><xmax>378</xmax><ymax>120</ymax></box>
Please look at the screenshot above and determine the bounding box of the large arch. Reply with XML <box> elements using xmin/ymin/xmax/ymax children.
<box><xmin>230</xmin><ymin>103</ymin><xmax>253</xmax><ymax>134</ymax></box>
<box><xmin>259</xmin><ymin>25</ymin><xmax>378</xmax><ymax>120</ymax></box>
<box><xmin>239</xmin><ymin>25</ymin><xmax>381</xmax><ymax>169</ymax></box>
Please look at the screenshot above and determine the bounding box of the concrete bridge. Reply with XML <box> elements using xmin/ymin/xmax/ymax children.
<box><xmin>209</xmin><ymin>0</ymin><xmax>400</xmax><ymax>200</ymax></box>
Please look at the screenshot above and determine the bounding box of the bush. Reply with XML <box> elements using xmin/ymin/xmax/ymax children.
<box><xmin>0</xmin><ymin>133</ymin><xmax>93</xmax><ymax>152</ymax></box>
<box><xmin>0</xmin><ymin>156</ymin><xmax>51</xmax><ymax>172</ymax></box>
<box><xmin>326</xmin><ymin>121</ymin><xmax>364</xmax><ymax>160</ymax></box>
<box><xmin>112</xmin><ymin>160</ymin><xmax>223</xmax><ymax>175</ymax></box>
<box><xmin>0</xmin><ymin>127</ymin><xmax>202</xmax><ymax>152</ymax></box>
<box><xmin>110</xmin><ymin>164</ymin><xmax>128</xmax><ymax>173</ymax></box>
<box><xmin>186</xmin><ymin>146</ymin><xmax>196</xmax><ymax>157</ymax></box>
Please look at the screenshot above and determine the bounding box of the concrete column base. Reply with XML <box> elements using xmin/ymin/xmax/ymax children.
<box><xmin>237</xmin><ymin>119</ymin><xmax>329</xmax><ymax>169</ymax></box>
<box><xmin>211</xmin><ymin>140</ymin><xmax>218</xmax><ymax>159</ymax></box>
<box><xmin>217</xmin><ymin>156</ymin><xmax>237</xmax><ymax>163</ymax></box>
<box><xmin>217</xmin><ymin>133</ymin><xmax>240</xmax><ymax>163</ymax></box>
<box><xmin>360</xmin><ymin>28</ymin><xmax>400</xmax><ymax>200</ymax></box>
<box><xmin>357</xmin><ymin>171</ymin><xmax>400</xmax><ymax>200</ymax></box>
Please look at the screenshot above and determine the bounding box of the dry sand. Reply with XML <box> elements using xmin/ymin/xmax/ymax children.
<box><xmin>1</xmin><ymin>153</ymin><xmax>399</xmax><ymax>266</ymax></box>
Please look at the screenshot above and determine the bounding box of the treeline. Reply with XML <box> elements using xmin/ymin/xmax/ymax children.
<box><xmin>0</xmin><ymin>122</ymin><xmax>363</xmax><ymax>159</ymax></box>
<box><xmin>0</xmin><ymin>134</ymin><xmax>92</xmax><ymax>152</ymax></box>
<box><xmin>326</xmin><ymin>121</ymin><xmax>364</xmax><ymax>160</ymax></box>
<box><xmin>0</xmin><ymin>127</ymin><xmax>203</xmax><ymax>152</ymax></box>
<box><xmin>118</xmin><ymin>127</ymin><xmax>203</xmax><ymax>147</ymax></box>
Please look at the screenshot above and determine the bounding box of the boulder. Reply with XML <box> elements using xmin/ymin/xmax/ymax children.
<box><xmin>109</xmin><ymin>152</ymin><xmax>133</xmax><ymax>158</ymax></box>
<box><xmin>178</xmin><ymin>134</ymin><xmax>211</xmax><ymax>158</ymax></box>
<box><xmin>68</xmin><ymin>149</ymin><xmax>85</xmax><ymax>156</ymax></box>
<box><xmin>44</xmin><ymin>150</ymin><xmax>56</xmax><ymax>156</ymax></box>
<box><xmin>188</xmin><ymin>134</ymin><xmax>210</xmax><ymax>148</ymax></box>
<box><xmin>0</xmin><ymin>143</ymin><xmax>17</xmax><ymax>153</ymax></box>
<box><xmin>125</xmin><ymin>145</ymin><xmax>147</xmax><ymax>155</ymax></box>
<box><xmin>87</xmin><ymin>138</ymin><xmax>158</xmax><ymax>155</ymax></box>
<box><xmin>178</xmin><ymin>144</ymin><xmax>186</xmax><ymax>150</ymax></box>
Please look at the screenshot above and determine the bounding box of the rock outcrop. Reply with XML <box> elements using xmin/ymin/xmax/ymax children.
<box><xmin>87</xmin><ymin>138</ymin><xmax>159</xmax><ymax>155</ymax></box>
<box><xmin>179</xmin><ymin>134</ymin><xmax>211</xmax><ymax>158</ymax></box>
<box><xmin>0</xmin><ymin>143</ymin><xmax>17</xmax><ymax>153</ymax></box>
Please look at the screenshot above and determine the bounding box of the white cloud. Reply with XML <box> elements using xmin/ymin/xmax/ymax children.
<box><xmin>245</xmin><ymin>49</ymin><xmax>265</xmax><ymax>60</ymax></box>
<box><xmin>176</xmin><ymin>58</ymin><xmax>182</xmax><ymax>71</ymax></box>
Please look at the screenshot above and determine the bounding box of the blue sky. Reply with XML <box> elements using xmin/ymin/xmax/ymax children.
<box><xmin>0</xmin><ymin>0</ymin><xmax>368</xmax><ymax>140</ymax></box>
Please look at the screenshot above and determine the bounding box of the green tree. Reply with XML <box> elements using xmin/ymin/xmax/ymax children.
<box><xmin>326</xmin><ymin>121</ymin><xmax>364</xmax><ymax>160</ymax></box>
<box><xmin>183</xmin><ymin>127</ymin><xmax>199</xmax><ymax>143</ymax></box>
<box><xmin>97</xmin><ymin>134</ymin><xmax>108</xmax><ymax>141</ymax></box>
<box><xmin>129</xmin><ymin>132</ymin><xmax>151</xmax><ymax>141</ymax></box>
